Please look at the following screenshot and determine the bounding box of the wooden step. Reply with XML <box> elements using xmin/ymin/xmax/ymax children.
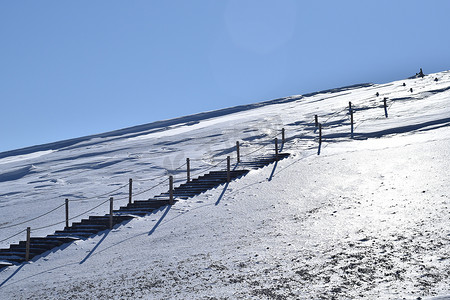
<box><xmin>0</xmin><ymin>261</ymin><xmax>13</xmax><ymax>269</ymax></box>
<box><xmin>0</xmin><ymin>154</ymin><xmax>289</xmax><ymax>270</ymax></box>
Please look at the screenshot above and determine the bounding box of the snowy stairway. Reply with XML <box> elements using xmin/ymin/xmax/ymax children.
<box><xmin>51</xmin><ymin>215</ymin><xmax>135</xmax><ymax>239</ymax></box>
<box><xmin>154</xmin><ymin>170</ymin><xmax>250</xmax><ymax>200</ymax></box>
<box><xmin>115</xmin><ymin>170</ymin><xmax>250</xmax><ymax>217</ymax></box>
<box><xmin>0</xmin><ymin>152</ymin><xmax>289</xmax><ymax>269</ymax></box>
<box><xmin>114</xmin><ymin>199</ymin><xmax>172</xmax><ymax>217</ymax></box>
<box><xmin>0</xmin><ymin>236</ymin><xmax>79</xmax><ymax>264</ymax></box>
<box><xmin>239</xmin><ymin>152</ymin><xmax>290</xmax><ymax>169</ymax></box>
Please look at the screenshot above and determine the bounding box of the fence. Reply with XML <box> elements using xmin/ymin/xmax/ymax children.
<box><xmin>0</xmin><ymin>85</ymin><xmax>402</xmax><ymax>256</ymax></box>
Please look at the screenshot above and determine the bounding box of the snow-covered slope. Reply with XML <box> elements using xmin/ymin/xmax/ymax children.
<box><xmin>0</xmin><ymin>71</ymin><xmax>449</xmax><ymax>299</ymax></box>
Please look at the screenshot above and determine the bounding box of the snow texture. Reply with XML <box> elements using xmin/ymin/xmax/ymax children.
<box><xmin>0</xmin><ymin>72</ymin><xmax>449</xmax><ymax>299</ymax></box>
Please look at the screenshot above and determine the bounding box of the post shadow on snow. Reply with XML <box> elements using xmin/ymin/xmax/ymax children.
<box><xmin>79</xmin><ymin>230</ymin><xmax>111</xmax><ymax>265</ymax></box>
<box><xmin>0</xmin><ymin>264</ymin><xmax>24</xmax><ymax>288</ymax></box>
<box><xmin>148</xmin><ymin>205</ymin><xmax>171</xmax><ymax>236</ymax></box>
<box><xmin>0</xmin><ymin>261</ymin><xmax>82</xmax><ymax>289</ymax></box>
<box><xmin>0</xmin><ymin>237</ymin><xmax>79</xmax><ymax>280</ymax></box>
<box><xmin>324</xmin><ymin>117</ymin><xmax>450</xmax><ymax>140</ymax></box>
<box><xmin>73</xmin><ymin>205</ymin><xmax>173</xmax><ymax>261</ymax></box>
<box><xmin>268</xmin><ymin>160</ymin><xmax>279</xmax><ymax>181</ymax></box>
<box><xmin>215</xmin><ymin>182</ymin><xmax>229</xmax><ymax>206</ymax></box>
<box><xmin>214</xmin><ymin>162</ymin><xmax>239</xmax><ymax>206</ymax></box>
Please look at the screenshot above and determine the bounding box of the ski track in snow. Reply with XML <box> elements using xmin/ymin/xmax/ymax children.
<box><xmin>0</xmin><ymin>72</ymin><xmax>449</xmax><ymax>299</ymax></box>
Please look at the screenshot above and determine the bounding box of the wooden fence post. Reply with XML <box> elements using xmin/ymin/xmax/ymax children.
<box><xmin>349</xmin><ymin>102</ymin><xmax>354</xmax><ymax>139</ymax></box>
<box><xmin>109</xmin><ymin>197</ymin><xmax>114</xmax><ymax>229</ymax></box>
<box><xmin>319</xmin><ymin>124</ymin><xmax>322</xmax><ymax>144</ymax></box>
<box><xmin>315</xmin><ymin>115</ymin><xmax>318</xmax><ymax>127</ymax></box>
<box><xmin>186</xmin><ymin>158</ymin><xmax>190</xmax><ymax>182</ymax></box>
<box><xmin>25</xmin><ymin>227</ymin><xmax>31</xmax><ymax>262</ymax></box>
<box><xmin>383</xmin><ymin>97</ymin><xmax>388</xmax><ymax>118</ymax></box>
<box><xmin>227</xmin><ymin>156</ymin><xmax>231</xmax><ymax>183</ymax></box>
<box><xmin>281</xmin><ymin>128</ymin><xmax>285</xmax><ymax>144</ymax></box>
<box><xmin>350</xmin><ymin>109</ymin><xmax>354</xmax><ymax>139</ymax></box>
<box><xmin>65</xmin><ymin>198</ymin><xmax>69</xmax><ymax>228</ymax></box>
<box><xmin>129</xmin><ymin>178</ymin><xmax>133</xmax><ymax>204</ymax></box>
<box><xmin>169</xmin><ymin>175</ymin><xmax>174</xmax><ymax>205</ymax></box>
<box><xmin>275</xmin><ymin>138</ymin><xmax>279</xmax><ymax>161</ymax></box>
<box><xmin>236</xmin><ymin>141</ymin><xmax>240</xmax><ymax>163</ymax></box>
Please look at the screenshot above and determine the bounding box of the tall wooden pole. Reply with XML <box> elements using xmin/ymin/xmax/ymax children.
<box><xmin>349</xmin><ymin>102</ymin><xmax>354</xmax><ymax>139</ymax></box>
<box><xmin>319</xmin><ymin>124</ymin><xmax>322</xmax><ymax>144</ymax></box>
<box><xmin>226</xmin><ymin>156</ymin><xmax>231</xmax><ymax>183</ymax></box>
<box><xmin>109</xmin><ymin>197</ymin><xmax>113</xmax><ymax>229</ymax></box>
<box><xmin>275</xmin><ymin>138</ymin><xmax>279</xmax><ymax>161</ymax></box>
<box><xmin>281</xmin><ymin>128</ymin><xmax>285</xmax><ymax>144</ymax></box>
<box><xmin>351</xmin><ymin>109</ymin><xmax>354</xmax><ymax>139</ymax></box>
<box><xmin>169</xmin><ymin>176</ymin><xmax>174</xmax><ymax>205</ymax></box>
<box><xmin>236</xmin><ymin>141</ymin><xmax>240</xmax><ymax>163</ymax></box>
<box><xmin>65</xmin><ymin>198</ymin><xmax>69</xmax><ymax>228</ymax></box>
<box><xmin>25</xmin><ymin>227</ymin><xmax>31</xmax><ymax>262</ymax></box>
<box><xmin>128</xmin><ymin>178</ymin><xmax>133</xmax><ymax>204</ymax></box>
<box><xmin>186</xmin><ymin>158</ymin><xmax>190</xmax><ymax>182</ymax></box>
<box><xmin>315</xmin><ymin>115</ymin><xmax>318</xmax><ymax>127</ymax></box>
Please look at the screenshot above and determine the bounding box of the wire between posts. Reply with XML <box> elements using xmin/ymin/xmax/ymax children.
<box><xmin>0</xmin><ymin>202</ymin><xmax>66</xmax><ymax>230</ymax></box>
<box><xmin>132</xmin><ymin>177</ymin><xmax>170</xmax><ymax>198</ymax></box>
<box><xmin>134</xmin><ymin>161</ymin><xmax>188</xmax><ymax>183</ymax></box>
<box><xmin>239</xmin><ymin>130</ymin><xmax>282</xmax><ymax>159</ymax></box>
<box><xmin>321</xmin><ymin>107</ymin><xmax>347</xmax><ymax>126</ymax></box>
<box><xmin>191</xmin><ymin>157</ymin><xmax>228</xmax><ymax>178</ymax></box>
<box><xmin>41</xmin><ymin>197</ymin><xmax>112</xmax><ymax>232</ymax></box>
<box><xmin>0</xmin><ymin>229</ymin><xmax>26</xmax><ymax>244</ymax></box>
<box><xmin>0</xmin><ymin>101</ymin><xmax>371</xmax><ymax>238</ymax></box>
<box><xmin>0</xmin><ymin>182</ymin><xmax>129</xmax><ymax>233</ymax></box>
<box><xmin>68</xmin><ymin>182</ymin><xmax>129</xmax><ymax>202</ymax></box>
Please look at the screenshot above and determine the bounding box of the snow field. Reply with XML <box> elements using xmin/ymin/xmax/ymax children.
<box><xmin>0</xmin><ymin>71</ymin><xmax>449</xmax><ymax>299</ymax></box>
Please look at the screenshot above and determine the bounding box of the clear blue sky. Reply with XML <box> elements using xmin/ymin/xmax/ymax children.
<box><xmin>1</xmin><ymin>0</ymin><xmax>449</xmax><ymax>153</ymax></box>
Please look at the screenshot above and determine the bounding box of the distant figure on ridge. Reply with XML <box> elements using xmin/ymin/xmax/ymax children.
<box><xmin>403</xmin><ymin>82</ymin><xmax>406</xmax><ymax>87</ymax></box>
<box><xmin>376</xmin><ymin>92</ymin><xmax>379</xmax><ymax>97</ymax></box>
<box><xmin>409</xmin><ymin>69</ymin><xmax>426</xmax><ymax>79</ymax></box>
<box><xmin>434</xmin><ymin>77</ymin><xmax>439</xmax><ymax>82</ymax></box>
<box><xmin>410</xmin><ymin>88</ymin><xmax>413</xmax><ymax>93</ymax></box>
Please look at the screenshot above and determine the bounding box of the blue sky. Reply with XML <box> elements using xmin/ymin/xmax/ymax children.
<box><xmin>1</xmin><ymin>0</ymin><xmax>449</xmax><ymax>153</ymax></box>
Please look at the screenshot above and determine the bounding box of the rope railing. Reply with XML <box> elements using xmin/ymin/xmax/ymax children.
<box><xmin>0</xmin><ymin>203</ymin><xmax>65</xmax><ymax>230</ymax></box>
<box><xmin>68</xmin><ymin>183</ymin><xmax>129</xmax><ymax>202</ymax></box>
<box><xmin>0</xmin><ymin>89</ymin><xmax>406</xmax><ymax>248</ymax></box>
<box><xmin>0</xmin><ymin>229</ymin><xmax>26</xmax><ymax>244</ymax></box>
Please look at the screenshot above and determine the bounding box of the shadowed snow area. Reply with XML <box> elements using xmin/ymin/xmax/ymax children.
<box><xmin>0</xmin><ymin>72</ymin><xmax>449</xmax><ymax>299</ymax></box>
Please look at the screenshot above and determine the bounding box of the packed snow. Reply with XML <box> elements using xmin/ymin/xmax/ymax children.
<box><xmin>0</xmin><ymin>71</ymin><xmax>449</xmax><ymax>299</ymax></box>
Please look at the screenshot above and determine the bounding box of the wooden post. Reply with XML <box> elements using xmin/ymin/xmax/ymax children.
<box><xmin>128</xmin><ymin>178</ymin><xmax>133</xmax><ymax>204</ymax></box>
<box><xmin>319</xmin><ymin>124</ymin><xmax>322</xmax><ymax>144</ymax></box>
<box><xmin>275</xmin><ymin>138</ymin><xmax>279</xmax><ymax>161</ymax></box>
<box><xmin>186</xmin><ymin>158</ymin><xmax>190</xmax><ymax>182</ymax></box>
<box><xmin>25</xmin><ymin>227</ymin><xmax>31</xmax><ymax>262</ymax></box>
<box><xmin>169</xmin><ymin>175</ymin><xmax>174</xmax><ymax>205</ymax></box>
<box><xmin>349</xmin><ymin>102</ymin><xmax>354</xmax><ymax>139</ymax></box>
<box><xmin>65</xmin><ymin>198</ymin><xmax>69</xmax><ymax>228</ymax></box>
<box><xmin>281</xmin><ymin>128</ymin><xmax>285</xmax><ymax>144</ymax></box>
<box><xmin>383</xmin><ymin>98</ymin><xmax>388</xmax><ymax>118</ymax></box>
<box><xmin>226</xmin><ymin>156</ymin><xmax>231</xmax><ymax>183</ymax></box>
<box><xmin>236</xmin><ymin>141</ymin><xmax>240</xmax><ymax>163</ymax></box>
<box><xmin>109</xmin><ymin>197</ymin><xmax>113</xmax><ymax>229</ymax></box>
<box><xmin>315</xmin><ymin>115</ymin><xmax>318</xmax><ymax>127</ymax></box>
<box><xmin>350</xmin><ymin>108</ymin><xmax>354</xmax><ymax>139</ymax></box>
